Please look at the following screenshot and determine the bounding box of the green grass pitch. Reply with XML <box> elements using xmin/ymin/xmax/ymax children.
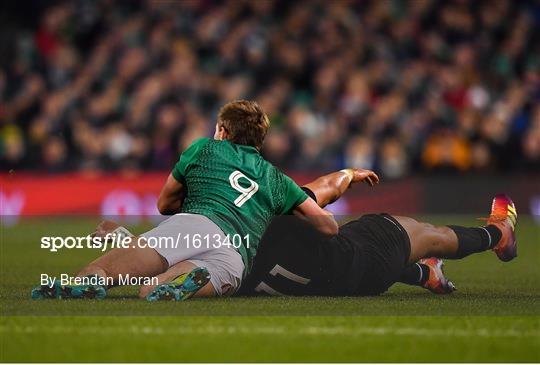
<box><xmin>1</xmin><ymin>216</ymin><xmax>539</xmax><ymax>362</ymax></box>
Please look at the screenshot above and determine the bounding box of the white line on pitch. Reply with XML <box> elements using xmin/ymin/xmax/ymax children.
<box><xmin>0</xmin><ymin>325</ymin><xmax>537</xmax><ymax>338</ymax></box>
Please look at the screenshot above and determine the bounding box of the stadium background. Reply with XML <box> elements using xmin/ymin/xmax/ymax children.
<box><xmin>1</xmin><ymin>0</ymin><xmax>539</xmax><ymax>221</ymax></box>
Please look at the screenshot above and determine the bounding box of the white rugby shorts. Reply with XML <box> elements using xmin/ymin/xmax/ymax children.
<box><xmin>140</xmin><ymin>213</ymin><xmax>244</xmax><ymax>296</ymax></box>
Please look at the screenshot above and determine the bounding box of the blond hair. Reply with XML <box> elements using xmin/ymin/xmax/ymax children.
<box><xmin>217</xmin><ymin>100</ymin><xmax>270</xmax><ymax>150</ymax></box>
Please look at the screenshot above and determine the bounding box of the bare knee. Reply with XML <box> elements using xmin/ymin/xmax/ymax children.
<box><xmin>425</xmin><ymin>225</ymin><xmax>456</xmax><ymax>252</ymax></box>
<box><xmin>434</xmin><ymin>225</ymin><xmax>456</xmax><ymax>245</ymax></box>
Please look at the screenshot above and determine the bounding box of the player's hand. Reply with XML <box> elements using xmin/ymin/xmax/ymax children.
<box><xmin>342</xmin><ymin>168</ymin><xmax>380</xmax><ymax>187</ymax></box>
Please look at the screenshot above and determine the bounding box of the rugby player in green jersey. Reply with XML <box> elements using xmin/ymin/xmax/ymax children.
<box><xmin>31</xmin><ymin>166</ymin><xmax>517</xmax><ymax>300</ymax></box>
<box><xmin>31</xmin><ymin>100</ymin><xmax>338</xmax><ymax>300</ymax></box>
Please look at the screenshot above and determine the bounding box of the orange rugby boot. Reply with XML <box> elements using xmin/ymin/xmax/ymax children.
<box><xmin>419</xmin><ymin>257</ymin><xmax>456</xmax><ymax>294</ymax></box>
<box><xmin>484</xmin><ymin>194</ymin><xmax>518</xmax><ymax>262</ymax></box>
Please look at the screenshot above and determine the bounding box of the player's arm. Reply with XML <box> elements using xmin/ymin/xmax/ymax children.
<box><xmin>157</xmin><ymin>137</ymin><xmax>209</xmax><ymax>215</ymax></box>
<box><xmin>303</xmin><ymin>168</ymin><xmax>379</xmax><ymax>208</ymax></box>
<box><xmin>293</xmin><ymin>198</ymin><xmax>339</xmax><ymax>236</ymax></box>
<box><xmin>157</xmin><ymin>173</ymin><xmax>186</xmax><ymax>215</ymax></box>
<box><xmin>280</xmin><ymin>171</ymin><xmax>339</xmax><ymax>235</ymax></box>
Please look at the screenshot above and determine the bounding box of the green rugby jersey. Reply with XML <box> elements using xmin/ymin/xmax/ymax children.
<box><xmin>171</xmin><ymin>137</ymin><xmax>308</xmax><ymax>273</ymax></box>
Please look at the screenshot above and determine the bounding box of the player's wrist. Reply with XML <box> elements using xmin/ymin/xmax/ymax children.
<box><xmin>340</xmin><ymin>169</ymin><xmax>355</xmax><ymax>185</ymax></box>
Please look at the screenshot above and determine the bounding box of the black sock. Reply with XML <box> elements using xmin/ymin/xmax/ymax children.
<box><xmin>399</xmin><ymin>263</ymin><xmax>430</xmax><ymax>286</ymax></box>
<box><xmin>483</xmin><ymin>225</ymin><xmax>502</xmax><ymax>247</ymax></box>
<box><xmin>447</xmin><ymin>225</ymin><xmax>502</xmax><ymax>259</ymax></box>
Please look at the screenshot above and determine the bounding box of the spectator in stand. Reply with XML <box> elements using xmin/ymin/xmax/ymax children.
<box><xmin>0</xmin><ymin>0</ymin><xmax>538</xmax><ymax>177</ymax></box>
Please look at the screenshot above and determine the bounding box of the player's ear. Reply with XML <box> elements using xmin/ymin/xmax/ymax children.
<box><xmin>214</xmin><ymin>123</ymin><xmax>229</xmax><ymax>141</ymax></box>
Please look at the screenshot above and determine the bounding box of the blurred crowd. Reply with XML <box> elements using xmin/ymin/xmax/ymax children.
<box><xmin>1</xmin><ymin>0</ymin><xmax>539</xmax><ymax>177</ymax></box>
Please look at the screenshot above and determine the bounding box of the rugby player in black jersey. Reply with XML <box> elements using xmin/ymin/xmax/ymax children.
<box><xmin>83</xmin><ymin>168</ymin><xmax>517</xmax><ymax>298</ymax></box>
<box><xmin>238</xmin><ymin>168</ymin><xmax>517</xmax><ymax>297</ymax></box>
